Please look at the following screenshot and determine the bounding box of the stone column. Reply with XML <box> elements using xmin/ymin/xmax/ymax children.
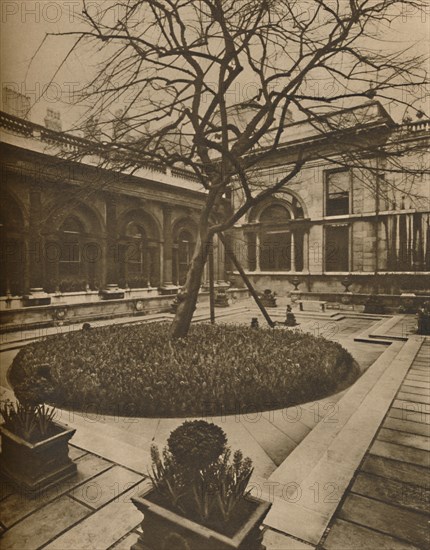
<box><xmin>303</xmin><ymin>230</ymin><xmax>310</xmax><ymax>273</ymax></box>
<box><xmin>160</xmin><ymin>205</ymin><xmax>176</xmax><ymax>293</ymax></box>
<box><xmin>28</xmin><ymin>188</ymin><xmax>44</xmax><ymax>290</ymax></box>
<box><xmin>290</xmin><ymin>231</ymin><xmax>296</xmax><ymax>272</ymax></box>
<box><xmin>216</xmin><ymin>235</ymin><xmax>228</xmax><ymax>285</ymax></box>
<box><xmin>105</xmin><ymin>194</ymin><xmax>118</xmax><ymax>286</ymax></box>
<box><xmin>144</xmin><ymin>246</ymin><xmax>151</xmax><ymax>287</ymax></box>
<box><xmin>23</xmin><ymin>187</ymin><xmax>51</xmax><ymax>305</ymax></box>
<box><xmin>255</xmin><ymin>231</ymin><xmax>261</xmax><ymax>271</ymax></box>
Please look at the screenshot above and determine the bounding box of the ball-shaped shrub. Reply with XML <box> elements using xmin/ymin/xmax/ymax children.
<box><xmin>167</xmin><ymin>420</ymin><xmax>227</xmax><ymax>470</ymax></box>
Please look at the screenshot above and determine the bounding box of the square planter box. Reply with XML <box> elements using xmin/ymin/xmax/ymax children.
<box><xmin>0</xmin><ymin>421</ymin><xmax>77</xmax><ymax>496</ymax></box>
<box><xmin>132</xmin><ymin>487</ymin><xmax>271</xmax><ymax>550</ymax></box>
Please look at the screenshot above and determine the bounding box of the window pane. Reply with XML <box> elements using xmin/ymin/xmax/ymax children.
<box><xmin>261</xmin><ymin>232</ymin><xmax>291</xmax><ymax>271</ymax></box>
<box><xmin>260</xmin><ymin>204</ymin><xmax>290</xmax><ymax>223</ymax></box>
<box><xmin>326</xmin><ymin>171</ymin><xmax>350</xmax><ymax>215</ymax></box>
<box><xmin>247</xmin><ymin>233</ymin><xmax>256</xmax><ymax>271</ymax></box>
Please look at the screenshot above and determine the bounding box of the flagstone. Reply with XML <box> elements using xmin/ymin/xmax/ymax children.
<box><xmin>0</xmin><ymin>453</ymin><xmax>114</xmax><ymax>527</ymax></box>
<box><xmin>397</xmin><ymin>391</ymin><xmax>430</xmax><ymax>405</ymax></box>
<box><xmin>110</xmin><ymin>531</ymin><xmax>140</xmax><ymax>549</ymax></box>
<box><xmin>0</xmin><ymin>496</ymin><xmax>90</xmax><ymax>550</ymax></box>
<box><xmin>369</xmin><ymin>440</ymin><xmax>430</xmax><ymax>468</ymax></box>
<box><xmin>361</xmin><ymin>455</ymin><xmax>430</xmax><ymax>488</ymax></box>
<box><xmin>263</xmin><ymin>528</ymin><xmax>314</xmax><ymax>549</ymax></box>
<box><xmin>44</xmin><ymin>481</ymin><xmax>151</xmax><ymax>550</ymax></box>
<box><xmin>338</xmin><ymin>493</ymin><xmax>429</xmax><ymax>548</ymax></box>
<box><xmin>68</xmin><ymin>445</ymin><xmax>88</xmax><ymax>461</ymax></box>
<box><xmin>71</xmin><ymin>465</ymin><xmax>144</xmax><ymax>510</ymax></box>
<box><xmin>323</xmin><ymin>518</ymin><xmax>421</xmax><ymax>550</ymax></box>
<box><xmin>383</xmin><ymin>417</ymin><xmax>430</xmax><ymax>437</ymax></box>
<box><xmin>377</xmin><ymin>427</ymin><xmax>430</xmax><ymax>451</ymax></box>
<box><xmin>407</xmin><ymin>373</ymin><xmax>430</xmax><ymax>381</ymax></box>
<box><xmin>266</xmin><ymin>412</ymin><xmax>312</xmax><ymax>444</ymax></box>
<box><xmin>351</xmin><ymin>472</ymin><xmax>430</xmax><ymax>514</ymax></box>
<box><xmin>241</xmin><ymin>416</ymin><xmax>297</xmax><ymax>466</ymax></box>
<box><xmin>402</xmin><ymin>379</ymin><xmax>430</xmax><ymax>389</ymax></box>
<box><xmin>388</xmin><ymin>407</ymin><xmax>430</xmax><ymax>425</ymax></box>
<box><xmin>393</xmin><ymin>399</ymin><xmax>430</xmax><ymax>416</ymax></box>
<box><xmin>395</xmin><ymin>386</ymin><xmax>429</xmax><ymax>397</ymax></box>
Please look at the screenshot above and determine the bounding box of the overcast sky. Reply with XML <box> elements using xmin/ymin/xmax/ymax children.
<box><xmin>1</xmin><ymin>0</ymin><xmax>429</xmax><ymax>130</ymax></box>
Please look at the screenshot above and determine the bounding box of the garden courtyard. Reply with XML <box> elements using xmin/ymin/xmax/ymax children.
<box><xmin>0</xmin><ymin>299</ymin><xmax>428</xmax><ymax>550</ymax></box>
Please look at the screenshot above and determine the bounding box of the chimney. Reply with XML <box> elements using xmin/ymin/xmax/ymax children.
<box><xmin>44</xmin><ymin>108</ymin><xmax>62</xmax><ymax>131</ymax></box>
<box><xmin>2</xmin><ymin>86</ymin><xmax>31</xmax><ymax>119</ymax></box>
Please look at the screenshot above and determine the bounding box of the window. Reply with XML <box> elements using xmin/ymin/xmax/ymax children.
<box><xmin>247</xmin><ymin>233</ymin><xmax>257</xmax><ymax>271</ymax></box>
<box><xmin>59</xmin><ymin>216</ymin><xmax>83</xmax><ymax>278</ymax></box>
<box><xmin>125</xmin><ymin>222</ymin><xmax>147</xmax><ymax>287</ymax></box>
<box><xmin>177</xmin><ymin>229</ymin><xmax>194</xmax><ymax>286</ymax></box>
<box><xmin>260</xmin><ymin>204</ymin><xmax>292</xmax><ymax>271</ymax></box>
<box><xmin>325</xmin><ymin>225</ymin><xmax>349</xmax><ymax>272</ymax></box>
<box><xmin>326</xmin><ymin>170</ymin><xmax>350</xmax><ymax>216</ymax></box>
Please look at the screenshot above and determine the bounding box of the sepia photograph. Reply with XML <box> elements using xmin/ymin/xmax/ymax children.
<box><xmin>0</xmin><ymin>1</ymin><xmax>429</xmax><ymax>549</ymax></box>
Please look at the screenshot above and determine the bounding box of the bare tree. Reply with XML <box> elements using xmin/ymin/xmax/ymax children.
<box><xmin>36</xmin><ymin>0</ymin><xmax>429</xmax><ymax>337</ymax></box>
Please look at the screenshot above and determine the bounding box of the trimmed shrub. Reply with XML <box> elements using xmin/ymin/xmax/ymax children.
<box><xmin>167</xmin><ymin>420</ymin><xmax>227</xmax><ymax>470</ymax></box>
<box><xmin>149</xmin><ymin>420</ymin><xmax>254</xmax><ymax>529</ymax></box>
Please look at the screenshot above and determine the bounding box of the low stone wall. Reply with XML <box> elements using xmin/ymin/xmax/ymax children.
<box><xmin>292</xmin><ymin>291</ymin><xmax>429</xmax><ymax>313</ymax></box>
<box><xmin>228</xmin><ymin>272</ymin><xmax>430</xmax><ymax>297</ymax></box>
<box><xmin>0</xmin><ymin>288</ymin><xmax>250</xmax><ymax>333</ymax></box>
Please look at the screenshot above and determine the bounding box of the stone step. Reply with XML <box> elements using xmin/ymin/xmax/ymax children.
<box><xmin>263</xmin><ymin>337</ymin><xmax>423</xmax><ymax>545</ymax></box>
<box><xmin>353</xmin><ymin>315</ymin><xmax>395</xmax><ymax>345</ymax></box>
<box><xmin>368</xmin><ymin>314</ymin><xmax>411</xmax><ymax>341</ymax></box>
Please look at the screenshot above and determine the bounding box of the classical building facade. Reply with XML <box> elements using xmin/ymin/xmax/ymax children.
<box><xmin>0</xmin><ymin>110</ymin><xmax>230</xmax><ymax>330</ymax></box>
<box><xmin>228</xmin><ymin>103</ymin><xmax>430</xmax><ymax>301</ymax></box>
<box><xmin>1</xmin><ymin>101</ymin><xmax>429</xmax><ymax>329</ymax></box>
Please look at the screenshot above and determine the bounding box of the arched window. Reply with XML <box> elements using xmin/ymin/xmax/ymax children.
<box><xmin>259</xmin><ymin>204</ymin><xmax>292</xmax><ymax>271</ymax></box>
<box><xmin>118</xmin><ymin>211</ymin><xmax>161</xmax><ymax>288</ymax></box>
<box><xmin>58</xmin><ymin>216</ymin><xmax>87</xmax><ymax>291</ymax></box>
<box><xmin>124</xmin><ymin>222</ymin><xmax>148</xmax><ymax>288</ymax></box>
<box><xmin>175</xmin><ymin>229</ymin><xmax>195</xmax><ymax>286</ymax></box>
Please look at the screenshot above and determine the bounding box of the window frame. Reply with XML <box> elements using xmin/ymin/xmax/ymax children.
<box><xmin>324</xmin><ymin>168</ymin><xmax>352</xmax><ymax>217</ymax></box>
<box><xmin>324</xmin><ymin>223</ymin><xmax>350</xmax><ymax>273</ymax></box>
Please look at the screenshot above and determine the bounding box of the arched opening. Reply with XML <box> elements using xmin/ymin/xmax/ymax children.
<box><xmin>174</xmin><ymin>228</ymin><xmax>196</xmax><ymax>286</ymax></box>
<box><xmin>172</xmin><ymin>218</ymin><xmax>197</xmax><ymax>287</ymax></box>
<box><xmin>57</xmin><ymin>215</ymin><xmax>96</xmax><ymax>292</ymax></box>
<box><xmin>44</xmin><ymin>202</ymin><xmax>103</xmax><ymax>293</ymax></box>
<box><xmin>259</xmin><ymin>204</ymin><xmax>292</xmax><ymax>271</ymax></box>
<box><xmin>123</xmin><ymin>222</ymin><xmax>149</xmax><ymax>288</ymax></box>
<box><xmin>118</xmin><ymin>210</ymin><xmax>161</xmax><ymax>288</ymax></box>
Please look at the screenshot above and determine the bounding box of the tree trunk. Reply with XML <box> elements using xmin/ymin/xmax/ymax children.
<box><xmin>170</xmin><ymin>234</ymin><xmax>209</xmax><ymax>339</ymax></box>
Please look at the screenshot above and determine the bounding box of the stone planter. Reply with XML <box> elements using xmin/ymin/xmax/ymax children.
<box><xmin>0</xmin><ymin>421</ymin><xmax>77</xmax><ymax>495</ymax></box>
<box><xmin>131</xmin><ymin>487</ymin><xmax>271</xmax><ymax>550</ymax></box>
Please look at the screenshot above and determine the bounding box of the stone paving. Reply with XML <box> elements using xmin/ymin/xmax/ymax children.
<box><xmin>322</xmin><ymin>339</ymin><xmax>430</xmax><ymax>550</ymax></box>
<box><xmin>0</xmin><ymin>304</ymin><xmax>427</xmax><ymax>549</ymax></box>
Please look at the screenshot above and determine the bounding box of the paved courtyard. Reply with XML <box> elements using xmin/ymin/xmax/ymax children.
<box><xmin>0</xmin><ymin>302</ymin><xmax>428</xmax><ymax>549</ymax></box>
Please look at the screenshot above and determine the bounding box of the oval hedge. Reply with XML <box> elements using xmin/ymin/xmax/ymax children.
<box><xmin>10</xmin><ymin>322</ymin><xmax>358</xmax><ymax>417</ymax></box>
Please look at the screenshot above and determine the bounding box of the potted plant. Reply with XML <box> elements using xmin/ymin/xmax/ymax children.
<box><xmin>132</xmin><ymin>420</ymin><xmax>271</xmax><ymax>550</ymax></box>
<box><xmin>417</xmin><ymin>301</ymin><xmax>430</xmax><ymax>335</ymax></box>
<box><xmin>0</xmin><ymin>379</ymin><xmax>77</xmax><ymax>495</ymax></box>
<box><xmin>259</xmin><ymin>289</ymin><xmax>277</xmax><ymax>308</ymax></box>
